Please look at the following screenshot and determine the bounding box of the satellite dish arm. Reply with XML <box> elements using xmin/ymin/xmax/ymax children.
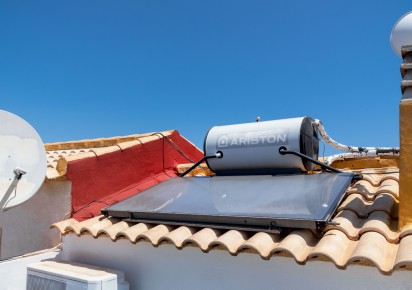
<box><xmin>0</xmin><ymin>168</ymin><xmax>27</xmax><ymax>211</ymax></box>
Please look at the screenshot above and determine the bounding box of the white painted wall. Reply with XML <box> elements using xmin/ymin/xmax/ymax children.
<box><xmin>61</xmin><ymin>234</ymin><xmax>412</xmax><ymax>290</ymax></box>
<box><xmin>0</xmin><ymin>180</ymin><xmax>71</xmax><ymax>259</ymax></box>
<box><xmin>0</xmin><ymin>249</ymin><xmax>60</xmax><ymax>290</ymax></box>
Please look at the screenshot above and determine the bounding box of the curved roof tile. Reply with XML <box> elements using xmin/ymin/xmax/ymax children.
<box><xmin>51</xmin><ymin>168</ymin><xmax>409</xmax><ymax>274</ymax></box>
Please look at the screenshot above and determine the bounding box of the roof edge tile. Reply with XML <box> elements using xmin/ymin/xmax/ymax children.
<box><xmin>49</xmin><ymin>131</ymin><xmax>176</xmax><ymax>179</ymax></box>
<box><xmin>45</xmin><ymin>133</ymin><xmax>156</xmax><ymax>151</ymax></box>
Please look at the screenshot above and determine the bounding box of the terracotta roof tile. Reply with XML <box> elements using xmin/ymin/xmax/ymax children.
<box><xmin>45</xmin><ymin>134</ymin><xmax>154</xmax><ymax>151</ymax></box>
<box><xmin>238</xmin><ymin>232</ymin><xmax>279</xmax><ymax>258</ymax></box>
<box><xmin>308</xmin><ymin>230</ymin><xmax>356</xmax><ymax>268</ymax></box>
<box><xmin>210</xmin><ymin>230</ymin><xmax>250</xmax><ymax>255</ymax></box>
<box><xmin>337</xmin><ymin>193</ymin><xmax>398</xmax><ymax>218</ymax></box>
<box><xmin>97</xmin><ymin>221</ymin><xmax>134</xmax><ymax>241</ymax></box>
<box><xmin>327</xmin><ymin>210</ymin><xmax>398</xmax><ymax>243</ymax></box>
<box><xmin>400</xmin><ymin>224</ymin><xmax>412</xmax><ymax>238</ymax></box>
<box><xmin>182</xmin><ymin>228</ymin><xmax>222</xmax><ymax>252</ymax></box>
<box><xmin>52</xmin><ymin>167</ymin><xmax>410</xmax><ymax>274</ymax></box>
<box><xmin>117</xmin><ymin>223</ymin><xmax>151</xmax><ymax>243</ymax></box>
<box><xmin>360</xmin><ymin>170</ymin><xmax>399</xmax><ymax>186</ymax></box>
<box><xmin>159</xmin><ymin>226</ymin><xmax>198</xmax><ymax>249</ymax></box>
<box><xmin>46</xmin><ymin>148</ymin><xmax>95</xmax><ymax>180</ymax></box>
<box><xmin>327</xmin><ymin>210</ymin><xmax>361</xmax><ymax>240</ymax></box>
<box><xmin>394</xmin><ymin>235</ymin><xmax>412</xmax><ymax>270</ymax></box>
<box><xmin>359</xmin><ymin>212</ymin><xmax>398</xmax><ymax>243</ymax></box>
<box><xmin>273</xmin><ymin>230</ymin><xmax>316</xmax><ymax>264</ymax></box>
<box><xmin>348</xmin><ymin>232</ymin><xmax>398</xmax><ymax>274</ymax></box>
<box><xmin>346</xmin><ymin>178</ymin><xmax>399</xmax><ymax>201</ymax></box>
<box><xmin>81</xmin><ymin>217</ymin><xmax>121</xmax><ymax>237</ymax></box>
<box><xmin>51</xmin><ymin>218</ymin><xmax>78</xmax><ymax>233</ymax></box>
<box><xmin>137</xmin><ymin>225</ymin><xmax>174</xmax><ymax>246</ymax></box>
<box><xmin>64</xmin><ymin>215</ymin><xmax>106</xmax><ymax>235</ymax></box>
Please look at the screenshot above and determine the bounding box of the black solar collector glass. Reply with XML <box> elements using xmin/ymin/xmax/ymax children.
<box><xmin>102</xmin><ymin>173</ymin><xmax>354</xmax><ymax>233</ymax></box>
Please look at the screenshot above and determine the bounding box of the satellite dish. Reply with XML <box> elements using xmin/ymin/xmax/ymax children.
<box><xmin>391</xmin><ymin>11</ymin><xmax>412</xmax><ymax>57</ymax></box>
<box><xmin>0</xmin><ymin>110</ymin><xmax>46</xmax><ymax>211</ymax></box>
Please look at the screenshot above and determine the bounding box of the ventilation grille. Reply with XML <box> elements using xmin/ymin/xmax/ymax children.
<box><xmin>27</xmin><ymin>274</ymin><xmax>66</xmax><ymax>290</ymax></box>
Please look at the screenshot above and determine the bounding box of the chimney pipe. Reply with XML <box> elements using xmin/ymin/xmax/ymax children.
<box><xmin>399</xmin><ymin>46</ymin><xmax>412</xmax><ymax>229</ymax></box>
<box><xmin>390</xmin><ymin>12</ymin><xmax>412</xmax><ymax>230</ymax></box>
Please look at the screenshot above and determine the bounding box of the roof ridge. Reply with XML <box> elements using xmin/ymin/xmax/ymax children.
<box><xmin>44</xmin><ymin>132</ymin><xmax>173</xmax><ymax>151</ymax></box>
<box><xmin>50</xmin><ymin>132</ymin><xmax>175</xmax><ymax>178</ymax></box>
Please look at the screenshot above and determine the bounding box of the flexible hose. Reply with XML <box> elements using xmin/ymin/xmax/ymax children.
<box><xmin>312</xmin><ymin>119</ymin><xmax>399</xmax><ymax>165</ymax></box>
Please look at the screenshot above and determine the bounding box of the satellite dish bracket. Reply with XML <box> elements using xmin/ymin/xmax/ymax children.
<box><xmin>13</xmin><ymin>167</ymin><xmax>27</xmax><ymax>180</ymax></box>
<box><xmin>0</xmin><ymin>110</ymin><xmax>47</xmax><ymax>210</ymax></box>
<box><xmin>0</xmin><ymin>174</ymin><xmax>22</xmax><ymax>211</ymax></box>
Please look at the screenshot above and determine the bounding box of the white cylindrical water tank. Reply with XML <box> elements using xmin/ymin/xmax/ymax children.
<box><xmin>204</xmin><ymin>117</ymin><xmax>319</xmax><ymax>173</ymax></box>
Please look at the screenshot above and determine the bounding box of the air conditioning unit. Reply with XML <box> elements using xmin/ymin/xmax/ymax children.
<box><xmin>27</xmin><ymin>260</ymin><xmax>129</xmax><ymax>290</ymax></box>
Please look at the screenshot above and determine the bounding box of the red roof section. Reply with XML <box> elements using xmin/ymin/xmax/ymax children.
<box><xmin>65</xmin><ymin>130</ymin><xmax>203</xmax><ymax>221</ymax></box>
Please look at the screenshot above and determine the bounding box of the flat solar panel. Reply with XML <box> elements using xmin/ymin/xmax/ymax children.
<box><xmin>102</xmin><ymin>173</ymin><xmax>354</xmax><ymax>233</ymax></box>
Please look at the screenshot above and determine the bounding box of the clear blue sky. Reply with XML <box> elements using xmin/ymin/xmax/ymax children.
<box><xmin>0</xmin><ymin>1</ymin><xmax>409</xmax><ymax>155</ymax></box>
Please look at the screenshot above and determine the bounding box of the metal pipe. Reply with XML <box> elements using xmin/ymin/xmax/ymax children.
<box><xmin>312</xmin><ymin>119</ymin><xmax>399</xmax><ymax>162</ymax></box>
